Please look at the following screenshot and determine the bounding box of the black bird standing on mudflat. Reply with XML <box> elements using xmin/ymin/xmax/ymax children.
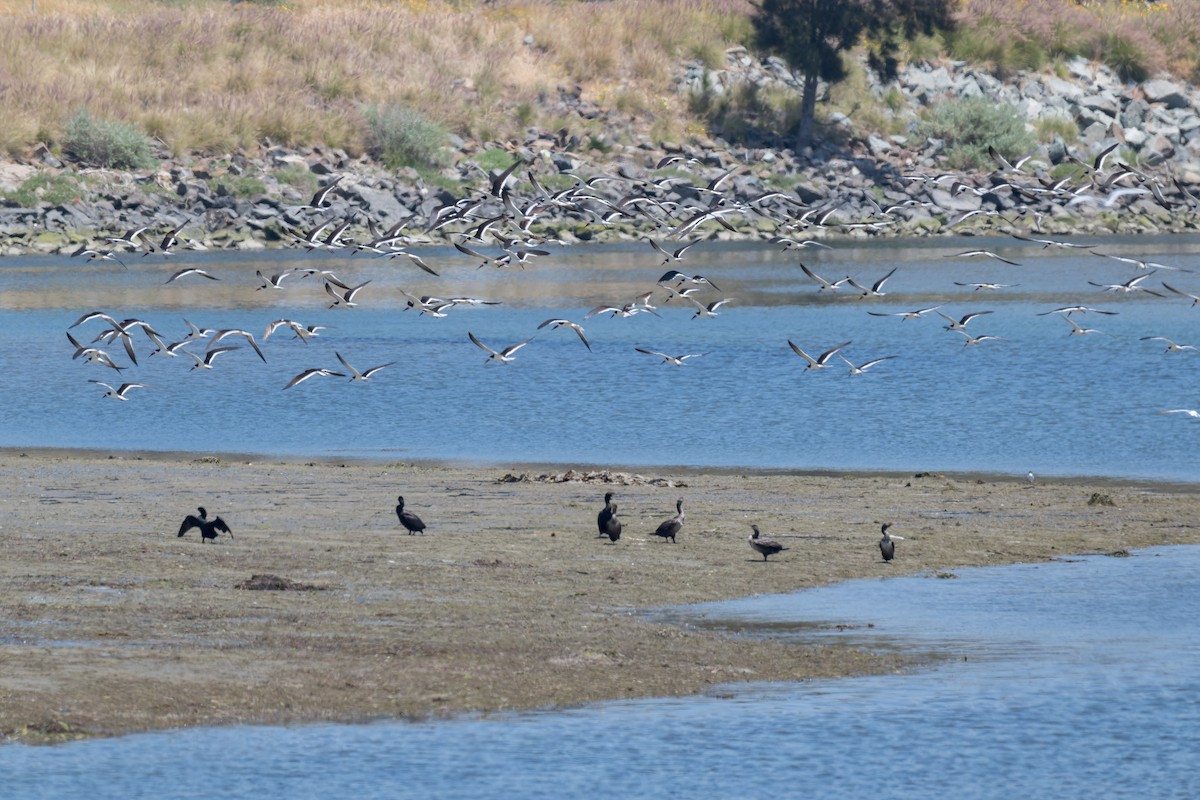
<box><xmin>601</xmin><ymin>502</ymin><xmax>622</xmax><ymax>543</ymax></box>
<box><xmin>396</xmin><ymin>496</ymin><xmax>427</xmax><ymax>535</ymax></box>
<box><xmin>879</xmin><ymin>523</ymin><xmax>904</xmax><ymax>562</ymax></box>
<box><xmin>653</xmin><ymin>498</ymin><xmax>684</xmax><ymax>543</ymax></box>
<box><xmin>748</xmin><ymin>524</ymin><xmax>787</xmax><ymax>561</ymax></box>
<box><xmin>597</xmin><ymin>492</ymin><xmax>616</xmax><ymax>538</ymax></box>
<box><xmin>177</xmin><ymin>507</ymin><xmax>232</xmax><ymax>543</ymax></box>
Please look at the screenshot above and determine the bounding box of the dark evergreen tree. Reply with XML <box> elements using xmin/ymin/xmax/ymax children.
<box><xmin>752</xmin><ymin>0</ymin><xmax>955</xmax><ymax>149</ymax></box>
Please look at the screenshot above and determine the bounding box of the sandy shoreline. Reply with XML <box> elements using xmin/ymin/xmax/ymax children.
<box><xmin>2</xmin><ymin>449</ymin><xmax>1198</xmax><ymax>743</ymax></box>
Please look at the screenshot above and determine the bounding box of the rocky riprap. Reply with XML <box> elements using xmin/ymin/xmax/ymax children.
<box><xmin>5</xmin><ymin>50</ymin><xmax>1200</xmax><ymax>256</ymax></box>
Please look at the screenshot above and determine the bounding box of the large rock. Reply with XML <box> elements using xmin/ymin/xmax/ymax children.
<box><xmin>1142</xmin><ymin>79</ymin><xmax>1191</xmax><ymax>110</ymax></box>
<box><xmin>343</xmin><ymin>183</ymin><xmax>407</xmax><ymax>223</ymax></box>
<box><xmin>1079</xmin><ymin>92</ymin><xmax>1119</xmax><ymax>116</ymax></box>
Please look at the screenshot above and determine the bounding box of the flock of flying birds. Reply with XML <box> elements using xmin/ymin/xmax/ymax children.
<box><xmin>59</xmin><ymin>145</ymin><xmax>1200</xmax><ymax>419</ymax></box>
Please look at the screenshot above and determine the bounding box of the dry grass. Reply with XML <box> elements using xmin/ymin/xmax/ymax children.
<box><xmin>4</xmin><ymin>0</ymin><xmax>1198</xmax><ymax>165</ymax></box>
<box><xmin>0</xmin><ymin>0</ymin><xmax>753</xmax><ymax>159</ymax></box>
<box><xmin>953</xmin><ymin>0</ymin><xmax>1200</xmax><ymax>82</ymax></box>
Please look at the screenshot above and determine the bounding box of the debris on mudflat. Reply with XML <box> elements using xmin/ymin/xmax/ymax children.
<box><xmin>235</xmin><ymin>573</ymin><xmax>328</xmax><ymax>591</ymax></box>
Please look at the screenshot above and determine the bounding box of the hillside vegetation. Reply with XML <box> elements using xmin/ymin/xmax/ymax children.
<box><xmin>1</xmin><ymin>0</ymin><xmax>1199</xmax><ymax>165</ymax></box>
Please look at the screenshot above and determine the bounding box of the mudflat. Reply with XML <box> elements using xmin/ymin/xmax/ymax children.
<box><xmin>1</xmin><ymin>450</ymin><xmax>1196</xmax><ymax>742</ymax></box>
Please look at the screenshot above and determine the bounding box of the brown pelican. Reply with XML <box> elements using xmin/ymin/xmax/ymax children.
<box><xmin>653</xmin><ymin>499</ymin><xmax>684</xmax><ymax>543</ymax></box>
<box><xmin>748</xmin><ymin>524</ymin><xmax>786</xmax><ymax>561</ymax></box>
<box><xmin>879</xmin><ymin>523</ymin><xmax>903</xmax><ymax>562</ymax></box>
<box><xmin>177</xmin><ymin>507</ymin><xmax>232</xmax><ymax>542</ymax></box>
<box><xmin>396</xmin><ymin>496</ymin><xmax>426</xmax><ymax>535</ymax></box>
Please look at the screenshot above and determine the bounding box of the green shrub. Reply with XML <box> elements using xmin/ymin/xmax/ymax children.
<box><xmin>918</xmin><ymin>97</ymin><xmax>1035</xmax><ymax>171</ymax></box>
<box><xmin>361</xmin><ymin>103</ymin><xmax>448</xmax><ymax>170</ymax></box>
<box><xmin>211</xmin><ymin>174</ymin><xmax>267</xmax><ymax>199</ymax></box>
<box><xmin>2</xmin><ymin>173</ymin><xmax>83</xmax><ymax>207</ymax></box>
<box><xmin>474</xmin><ymin>148</ymin><xmax>519</xmax><ymax>173</ymax></box>
<box><xmin>274</xmin><ymin>163</ymin><xmax>318</xmax><ymax>196</ymax></box>
<box><xmin>1099</xmin><ymin>32</ymin><xmax>1151</xmax><ymax>83</ymax></box>
<box><xmin>61</xmin><ymin>109</ymin><xmax>155</xmax><ymax>170</ymax></box>
<box><xmin>1034</xmin><ymin>114</ymin><xmax>1078</xmax><ymax>144</ymax></box>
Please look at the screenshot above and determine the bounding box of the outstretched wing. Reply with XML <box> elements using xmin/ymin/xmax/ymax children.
<box><xmin>177</xmin><ymin>514</ymin><xmax>202</xmax><ymax>537</ymax></box>
<box><xmin>213</xmin><ymin>517</ymin><xmax>233</xmax><ymax>538</ymax></box>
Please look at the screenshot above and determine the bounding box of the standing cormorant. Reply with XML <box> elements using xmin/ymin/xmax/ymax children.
<box><xmin>748</xmin><ymin>524</ymin><xmax>787</xmax><ymax>561</ymax></box>
<box><xmin>602</xmin><ymin>502</ymin><xmax>622</xmax><ymax>543</ymax></box>
<box><xmin>396</xmin><ymin>496</ymin><xmax>427</xmax><ymax>535</ymax></box>
<box><xmin>879</xmin><ymin>523</ymin><xmax>904</xmax><ymax>562</ymax></box>
<box><xmin>653</xmin><ymin>499</ymin><xmax>684</xmax><ymax>543</ymax></box>
<box><xmin>597</xmin><ymin>492</ymin><xmax>615</xmax><ymax>538</ymax></box>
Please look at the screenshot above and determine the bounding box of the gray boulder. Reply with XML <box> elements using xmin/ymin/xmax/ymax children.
<box><xmin>1142</xmin><ymin>79</ymin><xmax>1191</xmax><ymax>110</ymax></box>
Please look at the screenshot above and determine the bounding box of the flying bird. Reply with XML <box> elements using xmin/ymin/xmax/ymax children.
<box><xmin>209</xmin><ymin>329</ymin><xmax>267</xmax><ymax>363</ymax></box>
<box><xmin>468</xmin><ymin>331</ymin><xmax>534</xmax><ymax>364</ymax></box>
<box><xmin>868</xmin><ymin>305</ymin><xmax>941</xmax><ymax>320</ymax></box>
<box><xmin>336</xmin><ymin>351</ymin><xmax>396</xmax><ymax>381</ymax></box>
<box><xmin>788</xmin><ymin>339</ymin><xmax>850</xmax><ymax>370</ymax></box>
<box><xmin>187</xmin><ymin>346</ymin><xmax>240</xmax><ymax>371</ymax></box>
<box><xmin>845</xmin><ymin>266</ymin><xmax>897</xmax><ymax>298</ymax></box>
<box><xmin>325</xmin><ymin>279</ymin><xmax>373</xmax><ymax>308</ymax></box>
<box><xmin>937</xmin><ymin>310</ymin><xmax>994</xmax><ymax>331</ymax></box>
<box><xmin>954</xmin><ymin>282</ymin><xmax>1018</xmax><ymax>291</ymax></box>
<box><xmin>304</xmin><ymin>175</ymin><xmax>344</xmax><ymax>209</ymax></box>
<box><xmin>88</xmin><ymin>380</ymin><xmax>146</xmax><ymax>400</ymax></box>
<box><xmin>1140</xmin><ymin>336</ymin><xmax>1198</xmax><ymax>353</ymax></box>
<box><xmin>537</xmin><ymin>318</ymin><xmax>591</xmax><ymax>351</ymax></box>
<box><xmin>1162</xmin><ymin>282</ymin><xmax>1200</xmax><ymax>306</ymax></box>
<box><xmin>162</xmin><ymin>267</ymin><xmax>218</xmax><ymax>286</ymax></box>
<box><xmin>838</xmin><ymin>353</ymin><xmax>897</xmax><ymax>375</ymax></box>
<box><xmin>283</xmin><ymin>367</ymin><xmax>346</xmax><ymax>389</ymax></box>
<box><xmin>635</xmin><ymin>347</ymin><xmax>707</xmax><ymax>365</ymax></box>
<box><xmin>648</xmin><ymin>237</ymin><xmax>699</xmax><ymax>264</ymax></box>
<box><xmin>945</xmin><ymin>249</ymin><xmax>1022</xmax><ymax>266</ymax></box>
<box><xmin>799</xmin><ymin>263</ymin><xmax>850</xmax><ymax>292</ymax></box>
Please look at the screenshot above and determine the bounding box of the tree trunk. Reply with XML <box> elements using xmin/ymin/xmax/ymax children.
<box><xmin>796</xmin><ymin>72</ymin><xmax>819</xmax><ymax>151</ymax></box>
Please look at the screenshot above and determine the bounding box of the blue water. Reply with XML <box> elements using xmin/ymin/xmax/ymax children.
<box><xmin>0</xmin><ymin>235</ymin><xmax>1198</xmax><ymax>479</ymax></box>
<box><xmin>4</xmin><ymin>545</ymin><xmax>1197</xmax><ymax>799</ymax></box>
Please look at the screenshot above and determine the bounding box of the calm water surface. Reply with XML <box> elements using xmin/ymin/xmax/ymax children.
<box><xmin>0</xmin><ymin>235</ymin><xmax>1198</xmax><ymax>479</ymax></box>
<box><xmin>4</xmin><ymin>545</ymin><xmax>1197</xmax><ymax>799</ymax></box>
